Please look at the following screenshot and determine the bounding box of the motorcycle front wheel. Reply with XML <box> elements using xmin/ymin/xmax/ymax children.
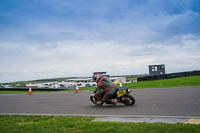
<box><xmin>90</xmin><ymin>95</ymin><xmax>104</xmax><ymax>105</ymax></box>
<box><xmin>120</xmin><ymin>94</ymin><xmax>135</xmax><ymax>105</ymax></box>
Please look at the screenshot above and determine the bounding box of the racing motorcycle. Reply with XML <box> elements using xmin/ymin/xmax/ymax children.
<box><xmin>90</xmin><ymin>87</ymin><xmax>135</xmax><ymax>106</ymax></box>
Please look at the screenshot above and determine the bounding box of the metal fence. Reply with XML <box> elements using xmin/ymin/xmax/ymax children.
<box><xmin>0</xmin><ymin>86</ymin><xmax>75</xmax><ymax>91</ymax></box>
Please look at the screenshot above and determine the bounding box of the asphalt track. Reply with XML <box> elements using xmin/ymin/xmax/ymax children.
<box><xmin>0</xmin><ymin>86</ymin><xmax>200</xmax><ymax>117</ymax></box>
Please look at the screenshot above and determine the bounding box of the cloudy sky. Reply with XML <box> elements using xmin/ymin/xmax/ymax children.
<box><xmin>0</xmin><ymin>0</ymin><xmax>200</xmax><ymax>83</ymax></box>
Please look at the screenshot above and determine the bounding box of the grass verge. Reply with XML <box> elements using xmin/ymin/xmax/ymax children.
<box><xmin>124</xmin><ymin>76</ymin><xmax>200</xmax><ymax>89</ymax></box>
<box><xmin>80</xmin><ymin>76</ymin><xmax>200</xmax><ymax>90</ymax></box>
<box><xmin>0</xmin><ymin>115</ymin><xmax>200</xmax><ymax>133</ymax></box>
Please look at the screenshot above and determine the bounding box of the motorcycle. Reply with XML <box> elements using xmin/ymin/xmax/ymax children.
<box><xmin>90</xmin><ymin>87</ymin><xmax>135</xmax><ymax>106</ymax></box>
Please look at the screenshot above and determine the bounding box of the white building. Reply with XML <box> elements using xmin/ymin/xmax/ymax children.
<box><xmin>65</xmin><ymin>76</ymin><xmax>126</xmax><ymax>87</ymax></box>
<box><xmin>65</xmin><ymin>78</ymin><xmax>95</xmax><ymax>87</ymax></box>
<box><xmin>110</xmin><ymin>77</ymin><xmax>126</xmax><ymax>83</ymax></box>
<box><xmin>3</xmin><ymin>85</ymin><xmax>12</xmax><ymax>88</ymax></box>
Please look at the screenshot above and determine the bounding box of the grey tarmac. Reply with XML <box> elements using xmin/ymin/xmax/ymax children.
<box><xmin>0</xmin><ymin>86</ymin><xmax>200</xmax><ymax>123</ymax></box>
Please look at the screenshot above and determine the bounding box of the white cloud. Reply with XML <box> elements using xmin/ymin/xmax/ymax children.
<box><xmin>1</xmin><ymin>1</ymin><xmax>200</xmax><ymax>83</ymax></box>
<box><xmin>1</xmin><ymin>33</ymin><xmax>200</xmax><ymax>83</ymax></box>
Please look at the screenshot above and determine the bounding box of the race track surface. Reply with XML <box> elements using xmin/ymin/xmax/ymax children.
<box><xmin>0</xmin><ymin>86</ymin><xmax>200</xmax><ymax>117</ymax></box>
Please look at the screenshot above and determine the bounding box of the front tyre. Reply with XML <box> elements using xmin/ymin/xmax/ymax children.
<box><xmin>120</xmin><ymin>94</ymin><xmax>135</xmax><ymax>105</ymax></box>
<box><xmin>90</xmin><ymin>95</ymin><xmax>97</xmax><ymax>104</ymax></box>
<box><xmin>90</xmin><ymin>95</ymin><xmax>104</xmax><ymax>105</ymax></box>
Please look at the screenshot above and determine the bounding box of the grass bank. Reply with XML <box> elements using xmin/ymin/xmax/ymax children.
<box><xmin>0</xmin><ymin>115</ymin><xmax>200</xmax><ymax>133</ymax></box>
<box><xmin>79</xmin><ymin>76</ymin><xmax>200</xmax><ymax>90</ymax></box>
<box><xmin>124</xmin><ymin>76</ymin><xmax>200</xmax><ymax>89</ymax></box>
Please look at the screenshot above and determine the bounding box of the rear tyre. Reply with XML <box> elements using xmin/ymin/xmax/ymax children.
<box><xmin>120</xmin><ymin>94</ymin><xmax>135</xmax><ymax>105</ymax></box>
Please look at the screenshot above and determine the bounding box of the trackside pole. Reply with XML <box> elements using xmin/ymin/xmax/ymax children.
<box><xmin>120</xmin><ymin>80</ymin><xmax>122</xmax><ymax>87</ymax></box>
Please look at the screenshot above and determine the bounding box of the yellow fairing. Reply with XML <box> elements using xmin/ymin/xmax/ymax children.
<box><xmin>117</xmin><ymin>90</ymin><xmax>126</xmax><ymax>98</ymax></box>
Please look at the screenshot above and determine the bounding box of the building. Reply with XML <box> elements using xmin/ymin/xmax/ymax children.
<box><xmin>2</xmin><ymin>85</ymin><xmax>12</xmax><ymax>88</ymax></box>
<box><xmin>149</xmin><ymin>64</ymin><xmax>165</xmax><ymax>76</ymax></box>
<box><xmin>65</xmin><ymin>71</ymin><xmax>127</xmax><ymax>87</ymax></box>
<box><xmin>65</xmin><ymin>78</ymin><xmax>96</xmax><ymax>87</ymax></box>
<box><xmin>110</xmin><ymin>77</ymin><xmax>126</xmax><ymax>83</ymax></box>
<box><xmin>65</xmin><ymin>78</ymin><xmax>92</xmax><ymax>83</ymax></box>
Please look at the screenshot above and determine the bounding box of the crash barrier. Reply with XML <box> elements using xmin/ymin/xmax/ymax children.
<box><xmin>0</xmin><ymin>86</ymin><xmax>75</xmax><ymax>91</ymax></box>
<box><xmin>137</xmin><ymin>70</ymin><xmax>200</xmax><ymax>81</ymax></box>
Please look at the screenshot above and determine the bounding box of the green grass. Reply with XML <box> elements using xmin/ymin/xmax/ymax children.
<box><xmin>79</xmin><ymin>86</ymin><xmax>96</xmax><ymax>91</ymax></box>
<box><xmin>80</xmin><ymin>76</ymin><xmax>200</xmax><ymax>90</ymax></box>
<box><xmin>0</xmin><ymin>115</ymin><xmax>199</xmax><ymax>133</ymax></box>
<box><xmin>124</xmin><ymin>76</ymin><xmax>200</xmax><ymax>89</ymax></box>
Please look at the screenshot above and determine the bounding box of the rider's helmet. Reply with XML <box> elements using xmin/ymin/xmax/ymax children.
<box><xmin>92</xmin><ymin>73</ymin><xmax>101</xmax><ymax>82</ymax></box>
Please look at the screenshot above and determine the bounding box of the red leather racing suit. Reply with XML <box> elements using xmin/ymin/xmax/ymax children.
<box><xmin>96</xmin><ymin>76</ymin><xmax>117</xmax><ymax>102</ymax></box>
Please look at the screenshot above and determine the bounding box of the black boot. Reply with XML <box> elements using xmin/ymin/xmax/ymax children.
<box><xmin>106</xmin><ymin>99</ymin><xmax>116</xmax><ymax>105</ymax></box>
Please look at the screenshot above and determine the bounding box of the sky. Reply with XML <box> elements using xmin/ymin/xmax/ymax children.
<box><xmin>0</xmin><ymin>0</ymin><xmax>200</xmax><ymax>83</ymax></box>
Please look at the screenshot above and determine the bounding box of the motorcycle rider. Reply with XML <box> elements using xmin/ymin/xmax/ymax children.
<box><xmin>92</xmin><ymin>73</ymin><xmax>117</xmax><ymax>105</ymax></box>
